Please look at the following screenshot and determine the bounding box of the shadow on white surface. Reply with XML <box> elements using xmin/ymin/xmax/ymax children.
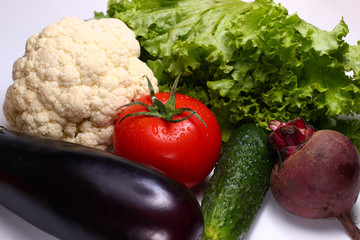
<box><xmin>245</xmin><ymin>190</ymin><xmax>358</xmax><ymax>240</ymax></box>
<box><xmin>0</xmin><ymin>204</ymin><xmax>58</xmax><ymax>240</ymax></box>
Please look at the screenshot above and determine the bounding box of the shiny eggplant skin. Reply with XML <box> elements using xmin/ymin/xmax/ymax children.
<box><xmin>0</xmin><ymin>127</ymin><xmax>203</xmax><ymax>240</ymax></box>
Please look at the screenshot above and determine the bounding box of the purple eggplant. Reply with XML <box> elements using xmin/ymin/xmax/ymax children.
<box><xmin>0</xmin><ymin>127</ymin><xmax>203</xmax><ymax>240</ymax></box>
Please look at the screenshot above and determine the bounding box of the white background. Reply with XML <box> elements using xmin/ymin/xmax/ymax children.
<box><xmin>1</xmin><ymin>0</ymin><xmax>360</xmax><ymax>239</ymax></box>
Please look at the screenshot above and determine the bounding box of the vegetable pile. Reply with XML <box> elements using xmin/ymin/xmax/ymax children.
<box><xmin>98</xmin><ymin>0</ymin><xmax>360</xmax><ymax>147</ymax></box>
<box><xmin>2</xmin><ymin>0</ymin><xmax>360</xmax><ymax>239</ymax></box>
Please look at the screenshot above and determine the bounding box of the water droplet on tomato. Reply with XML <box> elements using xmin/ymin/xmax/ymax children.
<box><xmin>180</xmin><ymin>133</ymin><xmax>185</xmax><ymax>138</ymax></box>
<box><xmin>176</xmin><ymin>137</ymin><xmax>182</xmax><ymax>142</ymax></box>
<box><xmin>162</xmin><ymin>129</ymin><xmax>168</xmax><ymax>135</ymax></box>
<box><xmin>187</xmin><ymin>127</ymin><xmax>191</xmax><ymax>131</ymax></box>
<box><xmin>152</xmin><ymin>126</ymin><xmax>158</xmax><ymax>135</ymax></box>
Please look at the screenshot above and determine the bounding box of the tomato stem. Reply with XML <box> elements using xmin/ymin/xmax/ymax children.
<box><xmin>116</xmin><ymin>75</ymin><xmax>208</xmax><ymax>127</ymax></box>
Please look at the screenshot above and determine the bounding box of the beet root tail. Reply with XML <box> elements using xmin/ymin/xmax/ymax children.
<box><xmin>337</xmin><ymin>211</ymin><xmax>360</xmax><ymax>240</ymax></box>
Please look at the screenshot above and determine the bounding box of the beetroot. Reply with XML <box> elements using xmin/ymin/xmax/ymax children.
<box><xmin>269</xmin><ymin>117</ymin><xmax>360</xmax><ymax>240</ymax></box>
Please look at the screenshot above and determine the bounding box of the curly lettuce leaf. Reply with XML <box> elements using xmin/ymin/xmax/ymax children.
<box><xmin>343</xmin><ymin>42</ymin><xmax>360</xmax><ymax>79</ymax></box>
<box><xmin>103</xmin><ymin>0</ymin><xmax>360</xmax><ymax>144</ymax></box>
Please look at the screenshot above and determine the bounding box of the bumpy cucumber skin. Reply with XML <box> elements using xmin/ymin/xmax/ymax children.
<box><xmin>201</xmin><ymin>123</ymin><xmax>275</xmax><ymax>240</ymax></box>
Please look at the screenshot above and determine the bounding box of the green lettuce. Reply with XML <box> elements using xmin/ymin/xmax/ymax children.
<box><xmin>98</xmin><ymin>0</ymin><xmax>360</xmax><ymax>147</ymax></box>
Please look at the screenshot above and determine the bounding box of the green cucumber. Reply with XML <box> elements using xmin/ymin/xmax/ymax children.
<box><xmin>201</xmin><ymin>123</ymin><xmax>275</xmax><ymax>240</ymax></box>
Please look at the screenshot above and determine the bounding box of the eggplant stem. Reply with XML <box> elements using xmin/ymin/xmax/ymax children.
<box><xmin>337</xmin><ymin>211</ymin><xmax>360</xmax><ymax>240</ymax></box>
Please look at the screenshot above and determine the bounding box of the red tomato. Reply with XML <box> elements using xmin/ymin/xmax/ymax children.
<box><xmin>113</xmin><ymin>92</ymin><xmax>222</xmax><ymax>188</ymax></box>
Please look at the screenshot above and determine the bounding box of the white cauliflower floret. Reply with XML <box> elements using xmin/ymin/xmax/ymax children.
<box><xmin>3</xmin><ymin>17</ymin><xmax>158</xmax><ymax>150</ymax></box>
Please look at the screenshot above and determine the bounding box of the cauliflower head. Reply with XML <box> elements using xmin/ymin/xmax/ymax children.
<box><xmin>3</xmin><ymin>17</ymin><xmax>158</xmax><ymax>150</ymax></box>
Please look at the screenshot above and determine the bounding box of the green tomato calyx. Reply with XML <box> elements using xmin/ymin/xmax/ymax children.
<box><xmin>116</xmin><ymin>75</ymin><xmax>208</xmax><ymax>127</ymax></box>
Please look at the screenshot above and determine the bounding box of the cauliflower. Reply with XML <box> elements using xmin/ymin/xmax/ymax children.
<box><xmin>3</xmin><ymin>17</ymin><xmax>158</xmax><ymax>150</ymax></box>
